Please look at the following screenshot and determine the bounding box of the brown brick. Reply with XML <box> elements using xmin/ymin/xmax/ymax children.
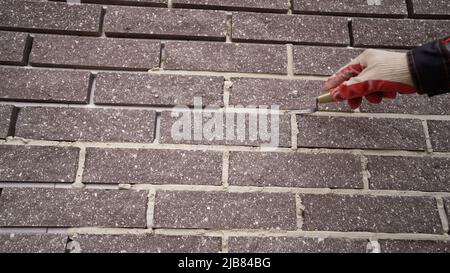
<box><xmin>232</xmin><ymin>13</ymin><xmax>349</xmax><ymax>45</ymax></box>
<box><xmin>301</xmin><ymin>194</ymin><xmax>442</xmax><ymax>233</ymax></box>
<box><xmin>229</xmin><ymin>237</ymin><xmax>368</xmax><ymax>253</ymax></box>
<box><xmin>71</xmin><ymin>234</ymin><xmax>221</xmax><ymax>253</ymax></box>
<box><xmin>428</xmin><ymin>120</ymin><xmax>450</xmax><ymax>152</ymax></box>
<box><xmin>293</xmin><ymin>0</ymin><xmax>407</xmax><ymax>17</ymax></box>
<box><xmin>0</xmin><ymin>145</ymin><xmax>79</xmax><ymax>183</ymax></box>
<box><xmin>164</xmin><ymin>41</ymin><xmax>287</xmax><ymax>74</ymax></box>
<box><xmin>173</xmin><ymin>0</ymin><xmax>289</xmax><ymax>12</ymax></box>
<box><xmin>352</xmin><ymin>18</ymin><xmax>450</xmax><ymax>48</ymax></box>
<box><xmin>293</xmin><ymin>46</ymin><xmax>364</xmax><ymax>76</ymax></box>
<box><xmin>94</xmin><ymin>72</ymin><xmax>224</xmax><ymax>107</ymax></box>
<box><xmin>154</xmin><ymin>191</ymin><xmax>297</xmax><ymax>230</ymax></box>
<box><xmin>229</xmin><ymin>152</ymin><xmax>363</xmax><ymax>189</ymax></box>
<box><xmin>360</xmin><ymin>93</ymin><xmax>450</xmax><ymax>115</ymax></box>
<box><xmin>15</xmin><ymin>107</ymin><xmax>156</xmax><ymax>143</ymax></box>
<box><xmin>0</xmin><ymin>0</ymin><xmax>101</xmax><ymax>35</ymax></box>
<box><xmin>411</xmin><ymin>0</ymin><xmax>450</xmax><ymax>18</ymax></box>
<box><xmin>0</xmin><ymin>188</ymin><xmax>148</xmax><ymax>228</ymax></box>
<box><xmin>367</xmin><ymin>156</ymin><xmax>450</xmax><ymax>192</ymax></box>
<box><xmin>0</xmin><ymin>234</ymin><xmax>67</xmax><ymax>253</ymax></box>
<box><xmin>0</xmin><ymin>105</ymin><xmax>12</xmax><ymax>138</ymax></box>
<box><xmin>0</xmin><ymin>31</ymin><xmax>28</xmax><ymax>65</ymax></box>
<box><xmin>30</xmin><ymin>35</ymin><xmax>160</xmax><ymax>71</ymax></box>
<box><xmin>105</xmin><ymin>6</ymin><xmax>227</xmax><ymax>40</ymax></box>
<box><xmin>297</xmin><ymin>116</ymin><xmax>426</xmax><ymax>151</ymax></box>
<box><xmin>0</xmin><ymin>67</ymin><xmax>90</xmax><ymax>103</ymax></box>
<box><xmin>159</xmin><ymin>110</ymin><xmax>291</xmax><ymax>147</ymax></box>
<box><xmin>380</xmin><ymin>240</ymin><xmax>450</xmax><ymax>253</ymax></box>
<box><xmin>229</xmin><ymin>78</ymin><xmax>322</xmax><ymax>110</ymax></box>
<box><xmin>83</xmin><ymin>148</ymin><xmax>222</xmax><ymax>185</ymax></box>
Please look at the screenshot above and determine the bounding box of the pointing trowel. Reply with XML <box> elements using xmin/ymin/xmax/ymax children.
<box><xmin>294</xmin><ymin>91</ymin><xmax>334</xmax><ymax>115</ymax></box>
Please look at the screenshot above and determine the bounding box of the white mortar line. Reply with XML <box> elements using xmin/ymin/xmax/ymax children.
<box><xmin>436</xmin><ymin>197</ymin><xmax>449</xmax><ymax>234</ymax></box>
<box><xmin>225</xmin><ymin>13</ymin><xmax>233</xmax><ymax>43</ymax></box>
<box><xmin>0</xmin><ymin>228</ymin><xmax>48</xmax><ymax>235</ymax></box>
<box><xmin>3</xmin><ymin>182</ymin><xmax>450</xmax><ymax>198</ymax></box>
<box><xmin>65</xmin><ymin>228</ymin><xmax>154</xmax><ymax>235</ymax></box>
<box><xmin>287</xmin><ymin>0</ymin><xmax>293</xmax><ymax>15</ymax></box>
<box><xmin>120</xmin><ymin>228</ymin><xmax>450</xmax><ymax>241</ymax></box>
<box><xmin>422</xmin><ymin>120</ymin><xmax>434</xmax><ymax>153</ymax></box>
<box><xmin>290</xmin><ymin>113</ymin><xmax>298</xmax><ymax>150</ymax></box>
<box><xmin>223</xmin><ymin>78</ymin><xmax>232</xmax><ymax>107</ymax></box>
<box><xmin>146</xmin><ymin>189</ymin><xmax>156</xmax><ymax>229</ymax></box>
<box><xmin>2</xmin><ymin>227</ymin><xmax>449</xmax><ymax>241</ymax></box>
<box><xmin>360</xmin><ymin>154</ymin><xmax>370</xmax><ymax>190</ymax></box>
<box><xmin>2</xmin><ymin>99</ymin><xmax>450</xmax><ymax>121</ymax></box>
<box><xmin>222</xmin><ymin>151</ymin><xmax>230</xmax><ymax>189</ymax></box>
<box><xmin>295</xmin><ymin>194</ymin><xmax>304</xmax><ymax>230</ymax></box>
<box><xmin>0</xmin><ymin>64</ymin><xmax>329</xmax><ymax>81</ymax></box>
<box><xmin>153</xmin><ymin>112</ymin><xmax>162</xmax><ymax>143</ymax></box>
<box><xmin>287</xmin><ymin>44</ymin><xmax>294</xmax><ymax>76</ymax></box>
<box><xmin>72</xmin><ymin>146</ymin><xmax>86</xmax><ymax>189</ymax></box>
<box><xmin>3</xmin><ymin>137</ymin><xmax>450</xmax><ymax>158</ymax></box>
<box><xmin>167</xmin><ymin>0</ymin><xmax>173</xmax><ymax>9</ymax></box>
<box><xmin>222</xmin><ymin>236</ymin><xmax>229</xmax><ymax>253</ymax></box>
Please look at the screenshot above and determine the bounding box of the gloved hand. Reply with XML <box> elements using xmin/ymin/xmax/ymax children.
<box><xmin>325</xmin><ymin>49</ymin><xmax>417</xmax><ymax>109</ymax></box>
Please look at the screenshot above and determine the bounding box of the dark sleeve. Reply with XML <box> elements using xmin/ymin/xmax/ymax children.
<box><xmin>407</xmin><ymin>36</ymin><xmax>450</xmax><ymax>97</ymax></box>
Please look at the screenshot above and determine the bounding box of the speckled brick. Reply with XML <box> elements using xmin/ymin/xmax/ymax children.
<box><xmin>15</xmin><ymin>107</ymin><xmax>156</xmax><ymax>143</ymax></box>
<box><xmin>164</xmin><ymin>41</ymin><xmax>287</xmax><ymax>74</ymax></box>
<box><xmin>367</xmin><ymin>156</ymin><xmax>450</xmax><ymax>192</ymax></box>
<box><xmin>229</xmin><ymin>152</ymin><xmax>363</xmax><ymax>189</ymax></box>
<box><xmin>83</xmin><ymin>148</ymin><xmax>222</xmax><ymax>185</ymax></box>
<box><xmin>154</xmin><ymin>191</ymin><xmax>297</xmax><ymax>230</ymax></box>
<box><xmin>0</xmin><ymin>31</ymin><xmax>28</xmax><ymax>65</ymax></box>
<box><xmin>0</xmin><ymin>188</ymin><xmax>148</xmax><ymax>227</ymax></box>
<box><xmin>293</xmin><ymin>46</ymin><xmax>364</xmax><ymax>76</ymax></box>
<box><xmin>232</xmin><ymin>13</ymin><xmax>349</xmax><ymax>45</ymax></box>
<box><xmin>411</xmin><ymin>0</ymin><xmax>450</xmax><ymax>18</ymax></box>
<box><xmin>0</xmin><ymin>0</ymin><xmax>101</xmax><ymax>35</ymax></box>
<box><xmin>293</xmin><ymin>0</ymin><xmax>407</xmax><ymax>17</ymax></box>
<box><xmin>173</xmin><ymin>0</ymin><xmax>289</xmax><ymax>11</ymax></box>
<box><xmin>82</xmin><ymin>0</ymin><xmax>167</xmax><ymax>6</ymax></box>
<box><xmin>0</xmin><ymin>145</ymin><xmax>79</xmax><ymax>183</ymax></box>
<box><xmin>428</xmin><ymin>120</ymin><xmax>450</xmax><ymax>152</ymax></box>
<box><xmin>105</xmin><ymin>6</ymin><xmax>227</xmax><ymax>40</ymax></box>
<box><xmin>0</xmin><ymin>67</ymin><xmax>90</xmax><ymax>103</ymax></box>
<box><xmin>379</xmin><ymin>240</ymin><xmax>450</xmax><ymax>253</ymax></box>
<box><xmin>297</xmin><ymin>116</ymin><xmax>426</xmax><ymax>151</ymax></box>
<box><xmin>229</xmin><ymin>78</ymin><xmax>322</xmax><ymax>110</ymax></box>
<box><xmin>94</xmin><ymin>72</ymin><xmax>224</xmax><ymax>107</ymax></box>
<box><xmin>229</xmin><ymin>237</ymin><xmax>368</xmax><ymax>253</ymax></box>
<box><xmin>159</xmin><ymin>110</ymin><xmax>291</xmax><ymax>147</ymax></box>
<box><xmin>300</xmin><ymin>194</ymin><xmax>442</xmax><ymax>233</ymax></box>
<box><xmin>0</xmin><ymin>234</ymin><xmax>67</xmax><ymax>253</ymax></box>
<box><xmin>70</xmin><ymin>234</ymin><xmax>221</xmax><ymax>253</ymax></box>
<box><xmin>30</xmin><ymin>35</ymin><xmax>160</xmax><ymax>71</ymax></box>
<box><xmin>360</xmin><ymin>94</ymin><xmax>450</xmax><ymax>115</ymax></box>
<box><xmin>352</xmin><ymin>18</ymin><xmax>450</xmax><ymax>48</ymax></box>
<box><xmin>0</xmin><ymin>105</ymin><xmax>12</xmax><ymax>138</ymax></box>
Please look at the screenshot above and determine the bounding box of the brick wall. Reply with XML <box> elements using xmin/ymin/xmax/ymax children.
<box><xmin>0</xmin><ymin>0</ymin><xmax>449</xmax><ymax>253</ymax></box>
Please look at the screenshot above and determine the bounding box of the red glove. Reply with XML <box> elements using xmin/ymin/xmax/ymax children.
<box><xmin>326</xmin><ymin>49</ymin><xmax>417</xmax><ymax>109</ymax></box>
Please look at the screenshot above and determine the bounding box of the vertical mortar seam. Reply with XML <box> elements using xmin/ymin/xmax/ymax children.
<box><xmin>422</xmin><ymin>120</ymin><xmax>433</xmax><ymax>153</ymax></box>
<box><xmin>222</xmin><ymin>151</ymin><xmax>230</xmax><ymax>189</ymax></box>
<box><xmin>436</xmin><ymin>197</ymin><xmax>449</xmax><ymax>234</ymax></box>
<box><xmin>73</xmin><ymin>146</ymin><xmax>86</xmax><ymax>188</ymax></box>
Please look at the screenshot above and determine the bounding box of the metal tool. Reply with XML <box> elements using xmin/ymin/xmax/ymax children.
<box><xmin>294</xmin><ymin>91</ymin><xmax>334</xmax><ymax>115</ymax></box>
